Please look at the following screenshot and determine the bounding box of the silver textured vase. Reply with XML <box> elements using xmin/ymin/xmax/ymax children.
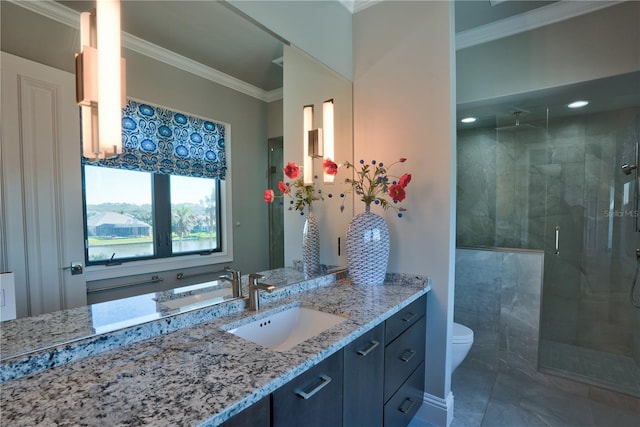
<box><xmin>346</xmin><ymin>205</ymin><xmax>389</xmax><ymax>285</ymax></box>
<box><xmin>302</xmin><ymin>208</ymin><xmax>320</xmax><ymax>277</ymax></box>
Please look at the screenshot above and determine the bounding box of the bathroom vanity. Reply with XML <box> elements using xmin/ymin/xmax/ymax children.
<box><xmin>0</xmin><ymin>269</ymin><xmax>429</xmax><ymax>426</ymax></box>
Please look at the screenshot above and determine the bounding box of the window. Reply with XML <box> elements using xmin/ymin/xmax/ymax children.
<box><xmin>81</xmin><ymin>99</ymin><xmax>228</xmax><ymax>267</ymax></box>
<box><xmin>83</xmin><ymin>165</ymin><xmax>221</xmax><ymax>265</ymax></box>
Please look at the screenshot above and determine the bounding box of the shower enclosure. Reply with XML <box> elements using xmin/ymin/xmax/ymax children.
<box><xmin>456</xmin><ymin>72</ymin><xmax>640</xmax><ymax>397</ymax></box>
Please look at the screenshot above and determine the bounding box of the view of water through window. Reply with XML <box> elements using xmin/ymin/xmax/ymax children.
<box><xmin>84</xmin><ymin>166</ymin><xmax>218</xmax><ymax>262</ymax></box>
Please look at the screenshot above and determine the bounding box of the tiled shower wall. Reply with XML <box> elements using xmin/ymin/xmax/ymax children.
<box><xmin>456</xmin><ymin>107</ymin><xmax>640</xmax><ymax>366</ymax></box>
<box><xmin>454</xmin><ymin>247</ymin><xmax>544</xmax><ymax>376</ymax></box>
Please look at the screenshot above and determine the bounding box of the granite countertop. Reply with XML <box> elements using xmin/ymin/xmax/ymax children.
<box><xmin>0</xmin><ymin>272</ymin><xmax>429</xmax><ymax>426</ymax></box>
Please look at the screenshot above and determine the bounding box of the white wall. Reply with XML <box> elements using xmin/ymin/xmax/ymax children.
<box><xmin>457</xmin><ymin>1</ymin><xmax>640</xmax><ymax>104</ymax></box>
<box><xmin>228</xmin><ymin>0</ymin><xmax>353</xmax><ymax>81</ymax></box>
<box><xmin>353</xmin><ymin>2</ymin><xmax>456</xmax><ymax>425</ymax></box>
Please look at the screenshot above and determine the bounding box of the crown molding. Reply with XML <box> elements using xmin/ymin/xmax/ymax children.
<box><xmin>338</xmin><ymin>0</ymin><xmax>383</xmax><ymax>14</ymax></box>
<box><xmin>9</xmin><ymin>0</ymin><xmax>279</xmax><ymax>102</ymax></box>
<box><xmin>456</xmin><ymin>0</ymin><xmax>625</xmax><ymax>50</ymax></box>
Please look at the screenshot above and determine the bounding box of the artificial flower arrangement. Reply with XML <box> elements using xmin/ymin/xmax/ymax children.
<box><xmin>264</xmin><ymin>160</ymin><xmax>338</xmax><ymax>213</ymax></box>
<box><xmin>322</xmin><ymin>157</ymin><xmax>411</xmax><ymax>217</ymax></box>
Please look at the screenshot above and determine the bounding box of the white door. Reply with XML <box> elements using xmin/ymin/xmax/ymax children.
<box><xmin>1</xmin><ymin>52</ymin><xmax>86</xmax><ymax>317</ymax></box>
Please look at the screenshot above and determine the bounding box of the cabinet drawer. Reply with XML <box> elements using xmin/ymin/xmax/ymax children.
<box><xmin>384</xmin><ymin>361</ymin><xmax>425</xmax><ymax>427</ymax></box>
<box><xmin>273</xmin><ymin>349</ymin><xmax>343</xmax><ymax>427</ymax></box>
<box><xmin>384</xmin><ymin>317</ymin><xmax>426</xmax><ymax>402</ymax></box>
<box><xmin>385</xmin><ymin>295</ymin><xmax>426</xmax><ymax>344</ymax></box>
<box><xmin>343</xmin><ymin>323</ymin><xmax>384</xmax><ymax>427</ymax></box>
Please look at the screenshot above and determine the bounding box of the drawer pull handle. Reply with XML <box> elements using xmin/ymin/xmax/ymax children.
<box><xmin>402</xmin><ymin>312</ymin><xmax>417</xmax><ymax>322</ymax></box>
<box><xmin>295</xmin><ymin>374</ymin><xmax>332</xmax><ymax>400</ymax></box>
<box><xmin>357</xmin><ymin>340</ymin><xmax>380</xmax><ymax>357</ymax></box>
<box><xmin>400</xmin><ymin>349</ymin><xmax>416</xmax><ymax>362</ymax></box>
<box><xmin>399</xmin><ymin>398</ymin><xmax>416</xmax><ymax>414</ymax></box>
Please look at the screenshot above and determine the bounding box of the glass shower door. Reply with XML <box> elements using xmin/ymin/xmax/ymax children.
<box><xmin>539</xmin><ymin>106</ymin><xmax>640</xmax><ymax>397</ymax></box>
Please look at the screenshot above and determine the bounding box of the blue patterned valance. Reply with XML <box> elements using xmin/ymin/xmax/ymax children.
<box><xmin>83</xmin><ymin>99</ymin><xmax>227</xmax><ymax>179</ymax></box>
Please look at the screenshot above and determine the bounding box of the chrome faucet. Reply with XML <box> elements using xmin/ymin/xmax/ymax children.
<box><xmin>248</xmin><ymin>273</ymin><xmax>275</xmax><ymax>311</ymax></box>
<box><xmin>220</xmin><ymin>267</ymin><xmax>242</xmax><ymax>298</ymax></box>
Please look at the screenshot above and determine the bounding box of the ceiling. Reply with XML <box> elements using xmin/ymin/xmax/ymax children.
<box><xmin>57</xmin><ymin>0</ymin><xmax>284</xmax><ymax>92</ymax></box>
<box><xmin>454</xmin><ymin>0</ymin><xmax>559</xmax><ymax>32</ymax></box>
<box><xmin>51</xmin><ymin>0</ymin><xmax>559</xmax><ymax>95</ymax></box>
<box><xmin>5</xmin><ymin>0</ymin><xmax>635</xmax><ymax>121</ymax></box>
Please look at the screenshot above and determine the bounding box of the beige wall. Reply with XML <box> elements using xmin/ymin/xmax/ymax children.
<box><xmin>457</xmin><ymin>1</ymin><xmax>640</xmax><ymax>104</ymax></box>
<box><xmin>125</xmin><ymin>51</ymin><xmax>271</xmax><ymax>276</ymax></box>
<box><xmin>282</xmin><ymin>45</ymin><xmax>353</xmax><ymax>268</ymax></box>
<box><xmin>267</xmin><ymin>99</ymin><xmax>283</xmax><ymax>138</ymax></box>
<box><xmin>353</xmin><ymin>2</ymin><xmax>456</xmax><ymax>425</ymax></box>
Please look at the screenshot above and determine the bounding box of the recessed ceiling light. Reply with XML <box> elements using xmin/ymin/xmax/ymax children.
<box><xmin>568</xmin><ymin>100</ymin><xmax>589</xmax><ymax>109</ymax></box>
<box><xmin>461</xmin><ymin>117</ymin><xmax>477</xmax><ymax>123</ymax></box>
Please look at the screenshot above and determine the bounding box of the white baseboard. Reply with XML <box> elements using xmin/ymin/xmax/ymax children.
<box><xmin>411</xmin><ymin>391</ymin><xmax>454</xmax><ymax>427</ymax></box>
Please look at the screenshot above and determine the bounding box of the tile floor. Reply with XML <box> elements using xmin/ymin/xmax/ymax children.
<box><xmin>539</xmin><ymin>340</ymin><xmax>640</xmax><ymax>398</ymax></box>
<box><xmin>449</xmin><ymin>359</ymin><xmax>640</xmax><ymax>427</ymax></box>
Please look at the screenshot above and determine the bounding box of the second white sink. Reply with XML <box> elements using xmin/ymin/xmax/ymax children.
<box><xmin>226</xmin><ymin>306</ymin><xmax>346</xmax><ymax>352</ymax></box>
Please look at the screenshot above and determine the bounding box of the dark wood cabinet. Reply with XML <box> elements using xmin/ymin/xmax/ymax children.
<box><xmin>219</xmin><ymin>395</ymin><xmax>270</xmax><ymax>427</ymax></box>
<box><xmin>222</xmin><ymin>294</ymin><xmax>427</xmax><ymax>427</ymax></box>
<box><xmin>272</xmin><ymin>349</ymin><xmax>344</xmax><ymax>427</ymax></box>
<box><xmin>343</xmin><ymin>323</ymin><xmax>385</xmax><ymax>427</ymax></box>
<box><xmin>384</xmin><ymin>296</ymin><xmax>427</xmax><ymax>427</ymax></box>
<box><xmin>384</xmin><ymin>361</ymin><xmax>425</xmax><ymax>427</ymax></box>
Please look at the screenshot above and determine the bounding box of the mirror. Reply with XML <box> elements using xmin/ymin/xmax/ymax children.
<box><xmin>0</xmin><ymin>1</ymin><xmax>353</xmax><ymax>361</ymax></box>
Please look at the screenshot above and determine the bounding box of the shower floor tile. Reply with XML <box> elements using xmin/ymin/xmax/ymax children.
<box><xmin>539</xmin><ymin>339</ymin><xmax>640</xmax><ymax>397</ymax></box>
<box><xmin>451</xmin><ymin>358</ymin><xmax>640</xmax><ymax>427</ymax></box>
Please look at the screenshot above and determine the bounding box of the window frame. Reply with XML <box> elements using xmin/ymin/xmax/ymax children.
<box><xmin>82</xmin><ymin>125</ymin><xmax>234</xmax><ymax>282</ymax></box>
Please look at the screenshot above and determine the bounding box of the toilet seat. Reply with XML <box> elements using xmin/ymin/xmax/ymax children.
<box><xmin>453</xmin><ymin>322</ymin><xmax>474</xmax><ymax>344</ymax></box>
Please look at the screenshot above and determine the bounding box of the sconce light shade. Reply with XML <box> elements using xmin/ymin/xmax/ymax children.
<box><xmin>322</xmin><ymin>99</ymin><xmax>335</xmax><ymax>183</ymax></box>
<box><xmin>303</xmin><ymin>105</ymin><xmax>314</xmax><ymax>185</ymax></box>
<box><xmin>76</xmin><ymin>0</ymin><xmax>126</xmax><ymax>160</ymax></box>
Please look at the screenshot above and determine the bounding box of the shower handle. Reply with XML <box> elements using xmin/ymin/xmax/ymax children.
<box><xmin>554</xmin><ymin>226</ymin><xmax>560</xmax><ymax>255</ymax></box>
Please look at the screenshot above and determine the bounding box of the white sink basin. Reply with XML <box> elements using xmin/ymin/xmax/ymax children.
<box><xmin>226</xmin><ymin>306</ymin><xmax>346</xmax><ymax>352</ymax></box>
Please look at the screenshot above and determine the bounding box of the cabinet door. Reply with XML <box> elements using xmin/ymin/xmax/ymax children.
<box><xmin>343</xmin><ymin>323</ymin><xmax>384</xmax><ymax>427</ymax></box>
<box><xmin>219</xmin><ymin>395</ymin><xmax>270</xmax><ymax>427</ymax></box>
<box><xmin>273</xmin><ymin>349</ymin><xmax>343</xmax><ymax>427</ymax></box>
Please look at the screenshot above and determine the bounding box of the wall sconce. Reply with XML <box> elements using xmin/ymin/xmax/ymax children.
<box><xmin>75</xmin><ymin>0</ymin><xmax>126</xmax><ymax>160</ymax></box>
<box><xmin>308</xmin><ymin>128</ymin><xmax>323</xmax><ymax>158</ymax></box>
<box><xmin>303</xmin><ymin>105</ymin><xmax>314</xmax><ymax>185</ymax></box>
<box><xmin>322</xmin><ymin>99</ymin><xmax>334</xmax><ymax>183</ymax></box>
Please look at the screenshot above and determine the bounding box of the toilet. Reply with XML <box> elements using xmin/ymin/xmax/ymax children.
<box><xmin>452</xmin><ymin>322</ymin><xmax>474</xmax><ymax>372</ymax></box>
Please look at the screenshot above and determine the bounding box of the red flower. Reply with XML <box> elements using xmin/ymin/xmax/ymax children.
<box><xmin>399</xmin><ymin>157</ymin><xmax>407</xmax><ymax>163</ymax></box>
<box><xmin>284</xmin><ymin>162</ymin><xmax>300</xmax><ymax>179</ymax></box>
<box><xmin>398</xmin><ymin>173</ymin><xmax>412</xmax><ymax>188</ymax></box>
<box><xmin>388</xmin><ymin>184</ymin><xmax>406</xmax><ymax>203</ymax></box>
<box><xmin>278</xmin><ymin>181</ymin><xmax>290</xmax><ymax>194</ymax></box>
<box><xmin>322</xmin><ymin>158</ymin><xmax>338</xmax><ymax>176</ymax></box>
<box><xmin>264</xmin><ymin>189</ymin><xmax>274</xmax><ymax>203</ymax></box>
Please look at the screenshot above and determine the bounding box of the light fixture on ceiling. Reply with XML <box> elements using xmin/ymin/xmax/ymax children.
<box><xmin>75</xmin><ymin>0</ymin><xmax>126</xmax><ymax>160</ymax></box>
<box><xmin>461</xmin><ymin>117</ymin><xmax>477</xmax><ymax>123</ymax></box>
<box><xmin>568</xmin><ymin>100</ymin><xmax>589</xmax><ymax>109</ymax></box>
